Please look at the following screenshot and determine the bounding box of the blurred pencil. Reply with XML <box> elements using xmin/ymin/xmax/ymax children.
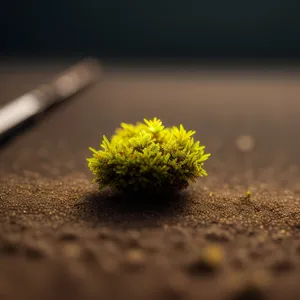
<box><xmin>0</xmin><ymin>58</ymin><xmax>102</xmax><ymax>143</ymax></box>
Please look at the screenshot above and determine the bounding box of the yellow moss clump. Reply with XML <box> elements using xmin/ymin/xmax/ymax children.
<box><xmin>87</xmin><ymin>118</ymin><xmax>210</xmax><ymax>192</ymax></box>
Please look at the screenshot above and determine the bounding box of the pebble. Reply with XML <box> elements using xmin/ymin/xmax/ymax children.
<box><xmin>185</xmin><ymin>245</ymin><xmax>223</xmax><ymax>275</ymax></box>
<box><xmin>124</xmin><ymin>249</ymin><xmax>146</xmax><ymax>271</ymax></box>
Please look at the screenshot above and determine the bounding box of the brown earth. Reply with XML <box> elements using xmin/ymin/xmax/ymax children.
<box><xmin>1</xmin><ymin>62</ymin><xmax>300</xmax><ymax>300</ymax></box>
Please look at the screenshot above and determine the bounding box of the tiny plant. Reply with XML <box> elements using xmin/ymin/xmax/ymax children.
<box><xmin>245</xmin><ymin>190</ymin><xmax>252</xmax><ymax>200</ymax></box>
<box><xmin>87</xmin><ymin>118</ymin><xmax>210</xmax><ymax>192</ymax></box>
<box><xmin>241</xmin><ymin>190</ymin><xmax>252</xmax><ymax>203</ymax></box>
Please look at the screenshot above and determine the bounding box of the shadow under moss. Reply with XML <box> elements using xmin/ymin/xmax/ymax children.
<box><xmin>75</xmin><ymin>188</ymin><xmax>193</xmax><ymax>228</ymax></box>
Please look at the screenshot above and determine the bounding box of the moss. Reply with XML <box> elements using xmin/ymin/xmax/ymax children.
<box><xmin>87</xmin><ymin>118</ymin><xmax>210</xmax><ymax>192</ymax></box>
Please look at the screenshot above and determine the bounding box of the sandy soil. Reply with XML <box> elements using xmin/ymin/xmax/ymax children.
<box><xmin>0</xmin><ymin>174</ymin><xmax>300</xmax><ymax>300</ymax></box>
<box><xmin>1</xmin><ymin>64</ymin><xmax>300</xmax><ymax>300</ymax></box>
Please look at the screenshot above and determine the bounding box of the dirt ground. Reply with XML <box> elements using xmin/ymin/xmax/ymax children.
<box><xmin>1</xmin><ymin>63</ymin><xmax>300</xmax><ymax>300</ymax></box>
<box><xmin>0</xmin><ymin>174</ymin><xmax>300</xmax><ymax>300</ymax></box>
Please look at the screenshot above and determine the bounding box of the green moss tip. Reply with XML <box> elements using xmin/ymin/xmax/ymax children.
<box><xmin>87</xmin><ymin>117</ymin><xmax>211</xmax><ymax>192</ymax></box>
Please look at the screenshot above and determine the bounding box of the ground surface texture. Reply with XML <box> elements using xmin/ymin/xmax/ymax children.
<box><xmin>1</xmin><ymin>63</ymin><xmax>300</xmax><ymax>300</ymax></box>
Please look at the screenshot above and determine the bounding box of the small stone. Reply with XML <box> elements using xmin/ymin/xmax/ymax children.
<box><xmin>124</xmin><ymin>249</ymin><xmax>146</xmax><ymax>271</ymax></box>
<box><xmin>185</xmin><ymin>245</ymin><xmax>223</xmax><ymax>275</ymax></box>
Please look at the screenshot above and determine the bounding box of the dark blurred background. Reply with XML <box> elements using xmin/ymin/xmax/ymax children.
<box><xmin>1</xmin><ymin>0</ymin><xmax>300</xmax><ymax>60</ymax></box>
